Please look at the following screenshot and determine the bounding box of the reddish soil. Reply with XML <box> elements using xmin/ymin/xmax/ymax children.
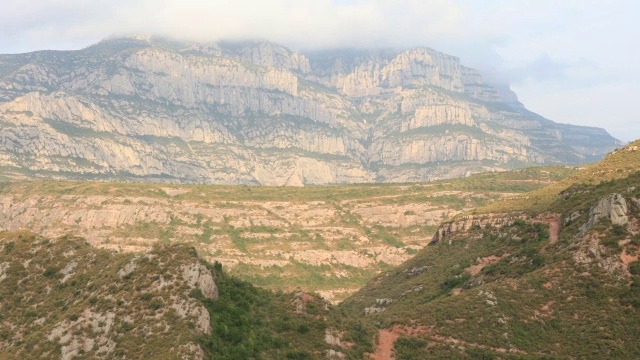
<box><xmin>532</xmin><ymin>301</ymin><xmax>555</xmax><ymax>319</ymax></box>
<box><xmin>300</xmin><ymin>292</ymin><xmax>315</xmax><ymax>303</ymax></box>
<box><xmin>621</xmin><ymin>251</ymin><xmax>639</xmax><ymax>276</ymax></box>
<box><xmin>369</xmin><ymin>325</ymin><xmax>531</xmax><ymax>358</ymax></box>
<box><xmin>533</xmin><ymin>214</ymin><xmax>560</xmax><ymax>252</ymax></box>
<box><xmin>466</xmin><ymin>254</ymin><xmax>509</xmax><ymax>276</ymax></box>
<box><xmin>621</xmin><ymin>251</ymin><xmax>639</xmax><ymax>266</ymax></box>
<box><xmin>370</xmin><ymin>327</ymin><xmax>400</xmax><ymax>360</ymax></box>
<box><xmin>369</xmin><ymin>325</ymin><xmax>429</xmax><ymax>360</ymax></box>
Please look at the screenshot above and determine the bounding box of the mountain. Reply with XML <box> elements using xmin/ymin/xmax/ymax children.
<box><xmin>341</xmin><ymin>140</ymin><xmax>640</xmax><ymax>358</ymax></box>
<box><xmin>0</xmin><ymin>36</ymin><xmax>622</xmax><ymax>185</ymax></box>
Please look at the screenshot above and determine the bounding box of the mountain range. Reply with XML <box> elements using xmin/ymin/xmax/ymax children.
<box><xmin>0</xmin><ymin>35</ymin><xmax>623</xmax><ymax>185</ymax></box>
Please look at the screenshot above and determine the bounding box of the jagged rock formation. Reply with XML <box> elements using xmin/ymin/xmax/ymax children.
<box><xmin>578</xmin><ymin>193</ymin><xmax>629</xmax><ymax>235</ymax></box>
<box><xmin>0</xmin><ymin>36</ymin><xmax>622</xmax><ymax>185</ymax></box>
<box><xmin>431</xmin><ymin>213</ymin><xmax>529</xmax><ymax>244</ymax></box>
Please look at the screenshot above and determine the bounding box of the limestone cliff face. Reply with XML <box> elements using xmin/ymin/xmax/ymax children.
<box><xmin>370</xmin><ymin>135</ymin><xmax>534</xmax><ymax>165</ymax></box>
<box><xmin>0</xmin><ymin>36</ymin><xmax>622</xmax><ymax>184</ymax></box>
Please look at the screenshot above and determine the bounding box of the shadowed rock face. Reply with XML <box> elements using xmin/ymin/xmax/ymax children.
<box><xmin>0</xmin><ymin>36</ymin><xmax>622</xmax><ymax>185</ymax></box>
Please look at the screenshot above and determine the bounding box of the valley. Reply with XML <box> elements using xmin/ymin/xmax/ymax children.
<box><xmin>0</xmin><ymin>166</ymin><xmax>573</xmax><ymax>302</ymax></box>
<box><xmin>1</xmin><ymin>141</ymin><xmax>638</xmax><ymax>359</ymax></box>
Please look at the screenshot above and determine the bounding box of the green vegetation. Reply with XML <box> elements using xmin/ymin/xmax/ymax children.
<box><xmin>43</xmin><ymin>118</ymin><xmax>117</xmax><ymax>139</ymax></box>
<box><xmin>0</xmin><ymin>164</ymin><xmax>576</xmax><ymax>302</ymax></box>
<box><xmin>476</xmin><ymin>140</ymin><xmax>640</xmax><ymax>215</ymax></box>
<box><xmin>0</xmin><ymin>164</ymin><xmax>576</xmax><ymax>203</ymax></box>
<box><xmin>197</xmin><ymin>262</ymin><xmax>374</xmax><ymax>359</ymax></box>
<box><xmin>340</xmin><ymin>141</ymin><xmax>640</xmax><ymax>358</ymax></box>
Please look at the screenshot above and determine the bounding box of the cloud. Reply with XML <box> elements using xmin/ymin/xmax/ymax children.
<box><xmin>501</xmin><ymin>54</ymin><xmax>610</xmax><ymax>89</ymax></box>
<box><xmin>0</xmin><ymin>0</ymin><xmax>469</xmax><ymax>52</ymax></box>
<box><xmin>0</xmin><ymin>0</ymin><xmax>638</xmax><ymax>141</ymax></box>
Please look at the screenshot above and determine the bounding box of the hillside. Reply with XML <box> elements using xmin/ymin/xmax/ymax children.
<box><xmin>0</xmin><ymin>36</ymin><xmax>621</xmax><ymax>185</ymax></box>
<box><xmin>0</xmin><ymin>231</ymin><xmax>374</xmax><ymax>359</ymax></box>
<box><xmin>0</xmin><ymin>166</ymin><xmax>575</xmax><ymax>302</ymax></box>
<box><xmin>342</xmin><ymin>140</ymin><xmax>640</xmax><ymax>358</ymax></box>
<box><xmin>0</xmin><ymin>146</ymin><xmax>637</xmax><ymax>359</ymax></box>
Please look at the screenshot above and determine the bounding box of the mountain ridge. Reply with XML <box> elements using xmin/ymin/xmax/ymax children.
<box><xmin>0</xmin><ymin>36</ymin><xmax>622</xmax><ymax>185</ymax></box>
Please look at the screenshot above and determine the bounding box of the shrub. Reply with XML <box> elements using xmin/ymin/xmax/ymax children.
<box><xmin>214</xmin><ymin>261</ymin><xmax>223</xmax><ymax>271</ymax></box>
<box><xmin>286</xmin><ymin>351</ymin><xmax>311</xmax><ymax>359</ymax></box>
<box><xmin>613</xmin><ymin>224</ymin><xmax>627</xmax><ymax>236</ymax></box>
<box><xmin>148</xmin><ymin>300</ymin><xmax>163</xmax><ymax>310</ymax></box>
<box><xmin>297</xmin><ymin>324</ymin><xmax>310</xmax><ymax>334</ymax></box>
<box><xmin>43</xmin><ymin>267</ymin><xmax>58</xmax><ymax>278</ymax></box>
<box><xmin>441</xmin><ymin>273</ymin><xmax>471</xmax><ymax>292</ymax></box>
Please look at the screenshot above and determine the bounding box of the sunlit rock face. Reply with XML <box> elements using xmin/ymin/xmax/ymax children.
<box><xmin>0</xmin><ymin>36</ymin><xmax>622</xmax><ymax>185</ymax></box>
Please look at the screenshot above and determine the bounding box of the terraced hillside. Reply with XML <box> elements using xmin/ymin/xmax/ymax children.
<box><xmin>0</xmin><ymin>166</ymin><xmax>574</xmax><ymax>302</ymax></box>
<box><xmin>342</xmin><ymin>140</ymin><xmax>640</xmax><ymax>359</ymax></box>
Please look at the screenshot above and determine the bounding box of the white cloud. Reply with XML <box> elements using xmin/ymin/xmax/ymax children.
<box><xmin>0</xmin><ymin>0</ymin><xmax>638</xmax><ymax>141</ymax></box>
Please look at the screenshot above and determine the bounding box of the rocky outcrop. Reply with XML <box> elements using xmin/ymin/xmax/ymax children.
<box><xmin>579</xmin><ymin>194</ymin><xmax>629</xmax><ymax>236</ymax></box>
<box><xmin>405</xmin><ymin>105</ymin><xmax>475</xmax><ymax>130</ymax></box>
<box><xmin>432</xmin><ymin>213</ymin><xmax>528</xmax><ymax>244</ymax></box>
<box><xmin>181</xmin><ymin>262</ymin><xmax>219</xmax><ymax>300</ymax></box>
<box><xmin>0</xmin><ymin>261</ymin><xmax>8</xmax><ymax>282</ymax></box>
<box><xmin>573</xmin><ymin>232</ymin><xmax>623</xmax><ymax>274</ymax></box>
<box><xmin>0</xmin><ymin>233</ymin><xmax>215</xmax><ymax>359</ymax></box>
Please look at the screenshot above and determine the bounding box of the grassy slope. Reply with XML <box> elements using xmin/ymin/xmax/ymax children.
<box><xmin>342</xmin><ymin>141</ymin><xmax>640</xmax><ymax>359</ymax></box>
<box><xmin>0</xmin><ymin>165</ymin><xmax>576</xmax><ymax>202</ymax></box>
<box><xmin>475</xmin><ymin>140</ymin><xmax>640</xmax><ymax>215</ymax></box>
<box><xmin>0</xmin><ymin>232</ymin><xmax>208</xmax><ymax>359</ymax></box>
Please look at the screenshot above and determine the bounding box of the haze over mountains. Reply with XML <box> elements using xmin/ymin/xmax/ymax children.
<box><xmin>0</xmin><ymin>36</ymin><xmax>622</xmax><ymax>185</ymax></box>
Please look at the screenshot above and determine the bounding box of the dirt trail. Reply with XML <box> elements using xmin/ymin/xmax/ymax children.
<box><xmin>370</xmin><ymin>327</ymin><xmax>400</xmax><ymax>360</ymax></box>
<box><xmin>369</xmin><ymin>325</ymin><xmax>429</xmax><ymax>360</ymax></box>
<box><xmin>466</xmin><ymin>254</ymin><xmax>509</xmax><ymax>276</ymax></box>
<box><xmin>532</xmin><ymin>214</ymin><xmax>560</xmax><ymax>251</ymax></box>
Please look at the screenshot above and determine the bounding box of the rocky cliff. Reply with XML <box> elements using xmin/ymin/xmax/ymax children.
<box><xmin>0</xmin><ymin>36</ymin><xmax>622</xmax><ymax>185</ymax></box>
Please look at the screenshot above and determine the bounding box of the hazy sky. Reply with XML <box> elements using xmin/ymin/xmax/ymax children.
<box><xmin>1</xmin><ymin>0</ymin><xmax>638</xmax><ymax>141</ymax></box>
